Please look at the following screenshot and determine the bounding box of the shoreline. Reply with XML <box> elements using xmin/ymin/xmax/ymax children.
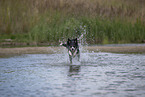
<box><xmin>0</xmin><ymin>46</ymin><xmax>145</xmax><ymax>58</ymax></box>
<box><xmin>86</xmin><ymin>46</ymin><xmax>145</xmax><ymax>53</ymax></box>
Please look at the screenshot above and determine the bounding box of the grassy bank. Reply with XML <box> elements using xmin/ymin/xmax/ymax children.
<box><xmin>0</xmin><ymin>0</ymin><xmax>145</xmax><ymax>46</ymax></box>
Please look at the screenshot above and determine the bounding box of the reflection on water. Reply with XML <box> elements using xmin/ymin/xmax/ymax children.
<box><xmin>68</xmin><ymin>65</ymin><xmax>80</xmax><ymax>77</ymax></box>
<box><xmin>0</xmin><ymin>52</ymin><xmax>145</xmax><ymax>97</ymax></box>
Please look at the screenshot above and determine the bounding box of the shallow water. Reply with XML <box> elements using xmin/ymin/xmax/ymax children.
<box><xmin>0</xmin><ymin>51</ymin><xmax>145</xmax><ymax>97</ymax></box>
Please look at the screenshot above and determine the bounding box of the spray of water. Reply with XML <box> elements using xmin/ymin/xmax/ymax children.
<box><xmin>77</xmin><ymin>25</ymin><xmax>90</xmax><ymax>64</ymax></box>
<box><xmin>59</xmin><ymin>25</ymin><xmax>95</xmax><ymax>65</ymax></box>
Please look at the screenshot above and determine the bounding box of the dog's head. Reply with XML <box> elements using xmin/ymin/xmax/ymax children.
<box><xmin>67</xmin><ymin>38</ymin><xmax>78</xmax><ymax>52</ymax></box>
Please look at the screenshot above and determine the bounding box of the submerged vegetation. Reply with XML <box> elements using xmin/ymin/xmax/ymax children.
<box><xmin>0</xmin><ymin>0</ymin><xmax>145</xmax><ymax>46</ymax></box>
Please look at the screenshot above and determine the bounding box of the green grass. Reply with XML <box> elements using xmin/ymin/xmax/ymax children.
<box><xmin>0</xmin><ymin>0</ymin><xmax>145</xmax><ymax>45</ymax></box>
<box><xmin>28</xmin><ymin>15</ymin><xmax>145</xmax><ymax>44</ymax></box>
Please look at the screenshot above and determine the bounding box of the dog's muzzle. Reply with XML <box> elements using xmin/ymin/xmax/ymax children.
<box><xmin>70</xmin><ymin>47</ymin><xmax>75</xmax><ymax>51</ymax></box>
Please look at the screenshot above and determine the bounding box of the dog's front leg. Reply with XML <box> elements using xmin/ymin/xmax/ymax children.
<box><xmin>77</xmin><ymin>54</ymin><xmax>80</xmax><ymax>61</ymax></box>
<box><xmin>69</xmin><ymin>55</ymin><xmax>72</xmax><ymax>64</ymax></box>
<box><xmin>77</xmin><ymin>49</ymin><xmax>80</xmax><ymax>61</ymax></box>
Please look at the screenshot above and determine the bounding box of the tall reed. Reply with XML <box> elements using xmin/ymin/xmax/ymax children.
<box><xmin>0</xmin><ymin>0</ymin><xmax>145</xmax><ymax>44</ymax></box>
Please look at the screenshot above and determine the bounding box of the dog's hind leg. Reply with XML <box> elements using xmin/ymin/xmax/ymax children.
<box><xmin>77</xmin><ymin>54</ymin><xmax>80</xmax><ymax>61</ymax></box>
<box><xmin>77</xmin><ymin>49</ymin><xmax>80</xmax><ymax>61</ymax></box>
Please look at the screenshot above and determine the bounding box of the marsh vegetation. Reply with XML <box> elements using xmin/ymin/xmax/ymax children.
<box><xmin>0</xmin><ymin>0</ymin><xmax>145</xmax><ymax>45</ymax></box>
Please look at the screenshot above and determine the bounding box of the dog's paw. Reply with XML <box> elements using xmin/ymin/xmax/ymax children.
<box><xmin>60</xmin><ymin>42</ymin><xmax>63</xmax><ymax>46</ymax></box>
<box><xmin>59</xmin><ymin>39</ymin><xmax>63</xmax><ymax>45</ymax></box>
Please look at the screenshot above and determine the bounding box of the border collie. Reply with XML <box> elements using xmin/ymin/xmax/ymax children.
<box><xmin>60</xmin><ymin>38</ymin><xmax>80</xmax><ymax>63</ymax></box>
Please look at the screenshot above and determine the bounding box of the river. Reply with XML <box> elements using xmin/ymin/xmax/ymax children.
<box><xmin>0</xmin><ymin>50</ymin><xmax>145</xmax><ymax>97</ymax></box>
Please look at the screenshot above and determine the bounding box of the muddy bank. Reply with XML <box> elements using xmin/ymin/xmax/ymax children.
<box><xmin>0</xmin><ymin>47</ymin><xmax>64</xmax><ymax>58</ymax></box>
<box><xmin>0</xmin><ymin>46</ymin><xmax>145</xmax><ymax>58</ymax></box>
<box><xmin>86</xmin><ymin>46</ymin><xmax>145</xmax><ymax>53</ymax></box>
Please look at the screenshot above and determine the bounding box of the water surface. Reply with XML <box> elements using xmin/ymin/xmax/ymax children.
<box><xmin>0</xmin><ymin>51</ymin><xmax>145</xmax><ymax>97</ymax></box>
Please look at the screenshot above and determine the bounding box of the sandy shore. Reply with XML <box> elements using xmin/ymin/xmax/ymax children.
<box><xmin>0</xmin><ymin>46</ymin><xmax>145</xmax><ymax>57</ymax></box>
<box><xmin>0</xmin><ymin>47</ymin><xmax>63</xmax><ymax>58</ymax></box>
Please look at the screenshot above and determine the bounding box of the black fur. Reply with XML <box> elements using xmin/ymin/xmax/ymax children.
<box><xmin>61</xmin><ymin>38</ymin><xmax>80</xmax><ymax>63</ymax></box>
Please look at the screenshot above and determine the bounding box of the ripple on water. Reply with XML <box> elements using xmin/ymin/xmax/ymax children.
<box><xmin>0</xmin><ymin>52</ymin><xmax>145</xmax><ymax>97</ymax></box>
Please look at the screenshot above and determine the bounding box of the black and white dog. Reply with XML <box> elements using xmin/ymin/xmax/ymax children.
<box><xmin>60</xmin><ymin>38</ymin><xmax>80</xmax><ymax>63</ymax></box>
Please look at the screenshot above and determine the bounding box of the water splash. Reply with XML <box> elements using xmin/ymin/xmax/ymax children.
<box><xmin>77</xmin><ymin>25</ymin><xmax>94</xmax><ymax>64</ymax></box>
<box><xmin>58</xmin><ymin>24</ymin><xmax>95</xmax><ymax>64</ymax></box>
<box><xmin>77</xmin><ymin>25</ymin><xmax>87</xmax><ymax>46</ymax></box>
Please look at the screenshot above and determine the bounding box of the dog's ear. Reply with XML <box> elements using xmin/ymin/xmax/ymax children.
<box><xmin>68</xmin><ymin>38</ymin><xmax>70</xmax><ymax>44</ymax></box>
<box><xmin>75</xmin><ymin>38</ymin><xmax>77</xmax><ymax>42</ymax></box>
